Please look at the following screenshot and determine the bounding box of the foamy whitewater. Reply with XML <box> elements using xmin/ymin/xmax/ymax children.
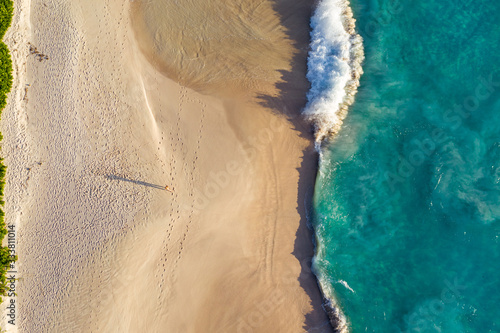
<box><xmin>309</xmin><ymin>0</ymin><xmax>500</xmax><ymax>332</ymax></box>
<box><xmin>304</xmin><ymin>0</ymin><xmax>364</xmax><ymax>331</ymax></box>
<box><xmin>304</xmin><ymin>0</ymin><xmax>364</xmax><ymax>148</ymax></box>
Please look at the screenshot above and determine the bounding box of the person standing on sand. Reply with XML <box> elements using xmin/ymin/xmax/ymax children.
<box><xmin>165</xmin><ymin>185</ymin><xmax>173</xmax><ymax>193</ymax></box>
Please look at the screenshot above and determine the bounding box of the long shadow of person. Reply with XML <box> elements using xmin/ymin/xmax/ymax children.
<box><xmin>105</xmin><ymin>174</ymin><xmax>167</xmax><ymax>191</ymax></box>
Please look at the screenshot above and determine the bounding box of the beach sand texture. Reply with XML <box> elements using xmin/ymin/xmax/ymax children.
<box><xmin>1</xmin><ymin>0</ymin><xmax>331</xmax><ymax>331</ymax></box>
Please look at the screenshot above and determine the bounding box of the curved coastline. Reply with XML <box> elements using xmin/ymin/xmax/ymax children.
<box><xmin>304</xmin><ymin>0</ymin><xmax>365</xmax><ymax>331</ymax></box>
<box><xmin>0</xmin><ymin>0</ymin><xmax>359</xmax><ymax>330</ymax></box>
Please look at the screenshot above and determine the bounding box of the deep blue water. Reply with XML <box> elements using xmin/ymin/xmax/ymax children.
<box><xmin>311</xmin><ymin>0</ymin><xmax>500</xmax><ymax>331</ymax></box>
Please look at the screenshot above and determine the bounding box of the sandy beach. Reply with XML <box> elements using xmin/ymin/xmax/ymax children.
<box><xmin>1</xmin><ymin>0</ymin><xmax>331</xmax><ymax>331</ymax></box>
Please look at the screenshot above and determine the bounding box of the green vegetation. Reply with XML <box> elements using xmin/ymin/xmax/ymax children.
<box><xmin>0</xmin><ymin>0</ymin><xmax>13</xmax><ymax>38</ymax></box>
<box><xmin>0</xmin><ymin>0</ymin><xmax>15</xmax><ymax>300</ymax></box>
<box><xmin>0</xmin><ymin>42</ymin><xmax>12</xmax><ymax>111</ymax></box>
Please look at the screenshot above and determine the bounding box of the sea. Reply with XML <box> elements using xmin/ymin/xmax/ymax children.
<box><xmin>305</xmin><ymin>0</ymin><xmax>500</xmax><ymax>332</ymax></box>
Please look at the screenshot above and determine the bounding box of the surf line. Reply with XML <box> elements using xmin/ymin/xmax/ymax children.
<box><xmin>303</xmin><ymin>0</ymin><xmax>365</xmax><ymax>150</ymax></box>
<box><xmin>303</xmin><ymin>0</ymin><xmax>365</xmax><ymax>332</ymax></box>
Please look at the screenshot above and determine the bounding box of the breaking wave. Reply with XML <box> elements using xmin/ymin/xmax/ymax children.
<box><xmin>303</xmin><ymin>0</ymin><xmax>364</xmax><ymax>148</ymax></box>
<box><xmin>306</xmin><ymin>1</ymin><xmax>365</xmax><ymax>331</ymax></box>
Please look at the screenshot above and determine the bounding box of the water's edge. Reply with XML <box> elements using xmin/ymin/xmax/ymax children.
<box><xmin>304</xmin><ymin>0</ymin><xmax>365</xmax><ymax>331</ymax></box>
<box><xmin>309</xmin><ymin>153</ymin><xmax>350</xmax><ymax>333</ymax></box>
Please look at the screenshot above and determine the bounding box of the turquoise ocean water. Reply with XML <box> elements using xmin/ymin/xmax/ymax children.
<box><xmin>311</xmin><ymin>0</ymin><xmax>500</xmax><ymax>331</ymax></box>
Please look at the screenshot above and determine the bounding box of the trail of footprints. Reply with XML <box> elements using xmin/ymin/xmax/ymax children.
<box><xmin>173</xmin><ymin>92</ymin><xmax>205</xmax><ymax>264</ymax></box>
<box><xmin>77</xmin><ymin>0</ymin><xmax>208</xmax><ymax>320</ymax></box>
<box><xmin>153</xmin><ymin>83</ymin><xmax>206</xmax><ymax>316</ymax></box>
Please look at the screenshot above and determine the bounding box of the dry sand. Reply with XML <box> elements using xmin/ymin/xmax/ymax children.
<box><xmin>1</xmin><ymin>0</ymin><xmax>331</xmax><ymax>332</ymax></box>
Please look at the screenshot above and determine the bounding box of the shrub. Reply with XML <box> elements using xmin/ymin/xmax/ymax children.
<box><xmin>0</xmin><ymin>0</ymin><xmax>14</xmax><ymax>40</ymax></box>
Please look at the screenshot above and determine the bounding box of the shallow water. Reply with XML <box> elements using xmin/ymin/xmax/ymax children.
<box><xmin>311</xmin><ymin>0</ymin><xmax>500</xmax><ymax>331</ymax></box>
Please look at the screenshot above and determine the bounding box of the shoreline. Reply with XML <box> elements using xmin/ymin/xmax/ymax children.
<box><xmin>2</xmin><ymin>0</ymin><xmax>333</xmax><ymax>331</ymax></box>
<box><xmin>305</xmin><ymin>0</ymin><xmax>365</xmax><ymax>332</ymax></box>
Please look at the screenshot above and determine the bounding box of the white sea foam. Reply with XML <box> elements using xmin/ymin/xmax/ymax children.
<box><xmin>306</xmin><ymin>2</ymin><xmax>364</xmax><ymax>330</ymax></box>
<box><xmin>338</xmin><ymin>279</ymin><xmax>355</xmax><ymax>293</ymax></box>
<box><xmin>313</xmin><ymin>265</ymin><xmax>350</xmax><ymax>333</ymax></box>
<box><xmin>303</xmin><ymin>0</ymin><xmax>364</xmax><ymax>148</ymax></box>
<box><xmin>312</xmin><ymin>235</ymin><xmax>351</xmax><ymax>333</ymax></box>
